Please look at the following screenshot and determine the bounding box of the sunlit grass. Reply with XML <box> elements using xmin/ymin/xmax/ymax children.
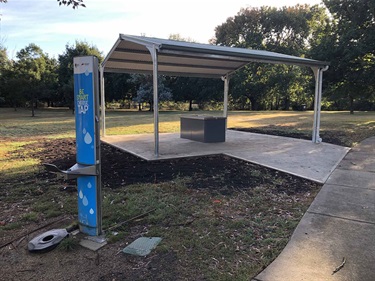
<box><xmin>0</xmin><ymin>141</ymin><xmax>40</xmax><ymax>177</ymax></box>
<box><xmin>0</xmin><ymin>107</ymin><xmax>374</xmax><ymax>280</ymax></box>
<box><xmin>1</xmin><ymin>107</ymin><xmax>374</xmax><ymax>140</ymax></box>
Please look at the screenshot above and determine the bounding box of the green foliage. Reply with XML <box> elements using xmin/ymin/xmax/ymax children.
<box><xmin>168</xmin><ymin>77</ymin><xmax>223</xmax><ymax>111</ymax></box>
<box><xmin>214</xmin><ymin>5</ymin><xmax>324</xmax><ymax>111</ymax></box>
<box><xmin>130</xmin><ymin>74</ymin><xmax>172</xmax><ymax>111</ymax></box>
<box><xmin>311</xmin><ymin>1</ymin><xmax>375</xmax><ymax>112</ymax></box>
<box><xmin>0</xmin><ymin>45</ymin><xmax>11</xmax><ymax>105</ymax></box>
<box><xmin>57</xmin><ymin>237</ymin><xmax>80</xmax><ymax>251</ymax></box>
<box><xmin>0</xmin><ymin>222</ymin><xmax>22</xmax><ymax>231</ymax></box>
<box><xmin>0</xmin><ymin>44</ymin><xmax>58</xmax><ymax>112</ymax></box>
<box><xmin>21</xmin><ymin>212</ymin><xmax>39</xmax><ymax>222</ymax></box>
<box><xmin>214</xmin><ymin>3</ymin><xmax>374</xmax><ymax>111</ymax></box>
<box><xmin>0</xmin><ymin>3</ymin><xmax>374</xmax><ymax>112</ymax></box>
<box><xmin>104</xmin><ymin>73</ymin><xmax>134</xmax><ymax>103</ymax></box>
<box><xmin>0</xmin><ymin>0</ymin><xmax>84</xmax><ymax>7</ymax></box>
<box><xmin>57</xmin><ymin>0</ymin><xmax>85</xmax><ymax>9</ymax></box>
<box><xmin>57</xmin><ymin>41</ymin><xmax>104</xmax><ymax>109</ymax></box>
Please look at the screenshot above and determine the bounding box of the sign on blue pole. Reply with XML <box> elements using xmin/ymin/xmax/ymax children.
<box><xmin>73</xmin><ymin>56</ymin><xmax>101</xmax><ymax>236</ymax></box>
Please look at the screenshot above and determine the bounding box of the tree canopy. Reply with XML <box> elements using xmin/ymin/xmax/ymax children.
<box><xmin>0</xmin><ymin>3</ymin><xmax>374</xmax><ymax>113</ymax></box>
<box><xmin>57</xmin><ymin>0</ymin><xmax>85</xmax><ymax>9</ymax></box>
<box><xmin>214</xmin><ymin>5</ymin><xmax>328</xmax><ymax>110</ymax></box>
<box><xmin>213</xmin><ymin>3</ymin><xmax>374</xmax><ymax>111</ymax></box>
<box><xmin>0</xmin><ymin>0</ymin><xmax>85</xmax><ymax>8</ymax></box>
<box><xmin>58</xmin><ymin>41</ymin><xmax>103</xmax><ymax>111</ymax></box>
<box><xmin>0</xmin><ymin>41</ymin><xmax>102</xmax><ymax>114</ymax></box>
<box><xmin>313</xmin><ymin>0</ymin><xmax>375</xmax><ymax>112</ymax></box>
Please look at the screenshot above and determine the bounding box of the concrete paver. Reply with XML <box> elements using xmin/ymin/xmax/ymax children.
<box><xmin>253</xmin><ymin>213</ymin><xmax>375</xmax><ymax>281</ymax></box>
<box><xmin>254</xmin><ymin>136</ymin><xmax>375</xmax><ymax>281</ymax></box>
<box><xmin>325</xmin><ymin>169</ymin><xmax>375</xmax><ymax>189</ymax></box>
<box><xmin>337</xmin><ymin>154</ymin><xmax>375</xmax><ymax>172</ymax></box>
<box><xmin>309</xmin><ymin>184</ymin><xmax>375</xmax><ymax>223</ymax></box>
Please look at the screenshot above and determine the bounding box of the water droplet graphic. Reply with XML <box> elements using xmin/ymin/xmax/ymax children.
<box><xmin>83</xmin><ymin>128</ymin><xmax>86</xmax><ymax>134</ymax></box>
<box><xmin>87</xmin><ymin>182</ymin><xmax>92</xmax><ymax>188</ymax></box>
<box><xmin>84</xmin><ymin>132</ymin><xmax>92</xmax><ymax>144</ymax></box>
<box><xmin>83</xmin><ymin>196</ymin><xmax>89</xmax><ymax>206</ymax></box>
<box><xmin>79</xmin><ymin>190</ymin><xmax>83</xmax><ymax>199</ymax></box>
<box><xmin>89</xmin><ymin>208</ymin><xmax>94</xmax><ymax>215</ymax></box>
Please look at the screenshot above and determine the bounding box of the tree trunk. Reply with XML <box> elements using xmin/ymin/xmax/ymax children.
<box><xmin>70</xmin><ymin>101</ymin><xmax>75</xmax><ymax>114</ymax></box>
<box><xmin>189</xmin><ymin>100</ymin><xmax>193</xmax><ymax>111</ymax></box>
<box><xmin>31</xmin><ymin>96</ymin><xmax>35</xmax><ymax>117</ymax></box>
<box><xmin>283</xmin><ymin>97</ymin><xmax>290</xmax><ymax>111</ymax></box>
<box><xmin>138</xmin><ymin>103</ymin><xmax>142</xmax><ymax>111</ymax></box>
<box><xmin>349</xmin><ymin>95</ymin><xmax>354</xmax><ymax>114</ymax></box>
<box><xmin>249</xmin><ymin>96</ymin><xmax>258</xmax><ymax>111</ymax></box>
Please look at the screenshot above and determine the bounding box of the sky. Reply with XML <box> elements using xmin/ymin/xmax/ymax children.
<box><xmin>0</xmin><ymin>0</ymin><xmax>323</xmax><ymax>59</ymax></box>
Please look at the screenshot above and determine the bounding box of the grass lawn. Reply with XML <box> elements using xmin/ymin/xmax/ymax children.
<box><xmin>0</xmin><ymin>107</ymin><xmax>374</xmax><ymax>280</ymax></box>
<box><xmin>1</xmin><ymin>107</ymin><xmax>374</xmax><ymax>142</ymax></box>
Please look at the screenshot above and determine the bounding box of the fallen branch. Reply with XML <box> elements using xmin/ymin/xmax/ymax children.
<box><xmin>0</xmin><ymin>216</ymin><xmax>71</xmax><ymax>250</ymax></box>
<box><xmin>106</xmin><ymin>208</ymin><xmax>156</xmax><ymax>232</ymax></box>
<box><xmin>332</xmin><ymin>257</ymin><xmax>346</xmax><ymax>275</ymax></box>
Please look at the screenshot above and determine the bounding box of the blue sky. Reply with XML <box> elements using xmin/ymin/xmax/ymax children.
<box><xmin>0</xmin><ymin>0</ymin><xmax>322</xmax><ymax>59</ymax></box>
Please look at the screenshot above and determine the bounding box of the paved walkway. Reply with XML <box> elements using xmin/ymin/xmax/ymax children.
<box><xmin>253</xmin><ymin>137</ymin><xmax>375</xmax><ymax>281</ymax></box>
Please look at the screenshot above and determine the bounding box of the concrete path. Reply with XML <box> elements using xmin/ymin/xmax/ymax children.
<box><xmin>102</xmin><ymin>130</ymin><xmax>349</xmax><ymax>184</ymax></box>
<box><xmin>253</xmin><ymin>136</ymin><xmax>375</xmax><ymax>281</ymax></box>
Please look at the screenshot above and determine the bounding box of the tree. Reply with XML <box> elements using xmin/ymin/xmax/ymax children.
<box><xmin>166</xmin><ymin>34</ymin><xmax>223</xmax><ymax>110</ymax></box>
<box><xmin>130</xmin><ymin>74</ymin><xmax>172</xmax><ymax>111</ymax></box>
<box><xmin>39</xmin><ymin>56</ymin><xmax>59</xmax><ymax>107</ymax></box>
<box><xmin>311</xmin><ymin>0</ymin><xmax>375</xmax><ymax>113</ymax></box>
<box><xmin>12</xmin><ymin>44</ymin><xmax>57</xmax><ymax>116</ymax></box>
<box><xmin>57</xmin><ymin>0</ymin><xmax>85</xmax><ymax>9</ymax></box>
<box><xmin>0</xmin><ymin>0</ymin><xmax>85</xmax><ymax>9</ymax></box>
<box><xmin>169</xmin><ymin>77</ymin><xmax>223</xmax><ymax>111</ymax></box>
<box><xmin>58</xmin><ymin>41</ymin><xmax>103</xmax><ymax>112</ymax></box>
<box><xmin>214</xmin><ymin>5</ymin><xmax>325</xmax><ymax>110</ymax></box>
<box><xmin>104</xmin><ymin>73</ymin><xmax>134</xmax><ymax>106</ymax></box>
<box><xmin>0</xmin><ymin>44</ymin><xmax>11</xmax><ymax>106</ymax></box>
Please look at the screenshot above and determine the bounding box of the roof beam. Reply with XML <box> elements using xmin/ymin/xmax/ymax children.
<box><xmin>107</xmin><ymin>58</ymin><xmax>236</xmax><ymax>71</ymax></box>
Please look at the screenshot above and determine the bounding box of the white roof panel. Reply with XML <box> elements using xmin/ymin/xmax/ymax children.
<box><xmin>102</xmin><ymin>34</ymin><xmax>329</xmax><ymax>78</ymax></box>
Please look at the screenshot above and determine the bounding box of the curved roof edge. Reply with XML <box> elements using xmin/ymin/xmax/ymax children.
<box><xmin>101</xmin><ymin>34</ymin><xmax>329</xmax><ymax>78</ymax></box>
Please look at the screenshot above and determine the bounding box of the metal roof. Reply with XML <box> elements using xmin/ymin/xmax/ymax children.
<box><xmin>102</xmin><ymin>34</ymin><xmax>329</xmax><ymax>78</ymax></box>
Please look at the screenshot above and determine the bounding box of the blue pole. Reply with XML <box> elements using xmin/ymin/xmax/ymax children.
<box><xmin>73</xmin><ymin>56</ymin><xmax>102</xmax><ymax>236</ymax></box>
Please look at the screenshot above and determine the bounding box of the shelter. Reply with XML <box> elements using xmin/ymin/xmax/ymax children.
<box><xmin>100</xmin><ymin>34</ymin><xmax>329</xmax><ymax>157</ymax></box>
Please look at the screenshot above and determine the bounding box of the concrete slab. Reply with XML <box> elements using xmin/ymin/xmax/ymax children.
<box><xmin>102</xmin><ymin>130</ymin><xmax>349</xmax><ymax>184</ymax></box>
<box><xmin>337</xmin><ymin>155</ymin><xmax>375</xmax><ymax>172</ymax></box>
<box><xmin>308</xmin><ymin>184</ymin><xmax>375</xmax><ymax>223</ymax></box>
<box><xmin>326</xmin><ymin>169</ymin><xmax>375</xmax><ymax>189</ymax></box>
<box><xmin>79</xmin><ymin>237</ymin><xmax>107</xmax><ymax>251</ymax></box>
<box><xmin>254</xmin><ymin>213</ymin><xmax>375</xmax><ymax>281</ymax></box>
<box><xmin>254</xmin><ymin>137</ymin><xmax>375</xmax><ymax>281</ymax></box>
<box><xmin>351</xmin><ymin>137</ymin><xmax>375</xmax><ymax>153</ymax></box>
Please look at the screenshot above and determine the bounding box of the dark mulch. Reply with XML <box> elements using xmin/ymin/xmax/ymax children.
<box><xmin>27</xmin><ymin>136</ymin><xmax>319</xmax><ymax>196</ymax></box>
<box><xmin>230</xmin><ymin>126</ymin><xmax>352</xmax><ymax>147</ymax></box>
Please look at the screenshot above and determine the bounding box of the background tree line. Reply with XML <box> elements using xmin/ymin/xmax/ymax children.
<box><xmin>0</xmin><ymin>1</ymin><xmax>374</xmax><ymax>114</ymax></box>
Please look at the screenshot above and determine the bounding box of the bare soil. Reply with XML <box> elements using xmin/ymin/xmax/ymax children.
<box><xmin>1</xmin><ymin>132</ymin><xmax>323</xmax><ymax>281</ymax></box>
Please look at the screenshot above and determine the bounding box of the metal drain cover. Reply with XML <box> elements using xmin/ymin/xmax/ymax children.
<box><xmin>123</xmin><ymin>237</ymin><xmax>162</xmax><ymax>256</ymax></box>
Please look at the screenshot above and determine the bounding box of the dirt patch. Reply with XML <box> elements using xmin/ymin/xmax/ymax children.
<box><xmin>1</xmin><ymin>136</ymin><xmax>322</xmax><ymax>281</ymax></box>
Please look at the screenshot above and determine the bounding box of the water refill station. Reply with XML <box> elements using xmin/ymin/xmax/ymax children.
<box><xmin>44</xmin><ymin>56</ymin><xmax>102</xmax><ymax>237</ymax></box>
